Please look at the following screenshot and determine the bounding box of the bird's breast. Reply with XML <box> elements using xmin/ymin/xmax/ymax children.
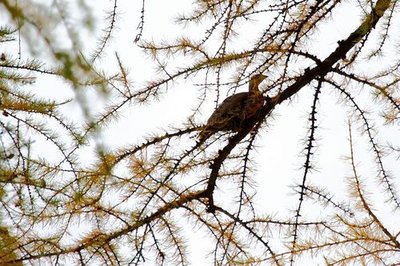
<box><xmin>244</xmin><ymin>94</ymin><xmax>264</xmax><ymax>117</ymax></box>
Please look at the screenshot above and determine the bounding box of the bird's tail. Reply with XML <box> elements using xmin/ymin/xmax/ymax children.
<box><xmin>197</xmin><ymin>127</ymin><xmax>212</xmax><ymax>143</ymax></box>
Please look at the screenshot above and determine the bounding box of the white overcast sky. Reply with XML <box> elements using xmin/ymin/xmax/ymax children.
<box><xmin>7</xmin><ymin>0</ymin><xmax>399</xmax><ymax>264</ymax></box>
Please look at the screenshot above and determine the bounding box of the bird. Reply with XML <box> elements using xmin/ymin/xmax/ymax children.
<box><xmin>198</xmin><ymin>74</ymin><xmax>267</xmax><ymax>142</ymax></box>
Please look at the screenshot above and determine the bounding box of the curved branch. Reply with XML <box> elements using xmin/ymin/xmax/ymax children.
<box><xmin>270</xmin><ymin>0</ymin><xmax>392</xmax><ymax>106</ymax></box>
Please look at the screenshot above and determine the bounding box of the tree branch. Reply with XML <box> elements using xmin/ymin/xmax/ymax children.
<box><xmin>270</xmin><ymin>0</ymin><xmax>392</xmax><ymax>106</ymax></box>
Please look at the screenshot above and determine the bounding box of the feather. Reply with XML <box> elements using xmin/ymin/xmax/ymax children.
<box><xmin>198</xmin><ymin>74</ymin><xmax>266</xmax><ymax>142</ymax></box>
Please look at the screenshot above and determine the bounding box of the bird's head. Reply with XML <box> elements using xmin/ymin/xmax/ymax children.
<box><xmin>249</xmin><ymin>74</ymin><xmax>267</xmax><ymax>92</ymax></box>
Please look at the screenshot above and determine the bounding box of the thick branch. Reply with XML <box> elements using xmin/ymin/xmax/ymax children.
<box><xmin>271</xmin><ymin>0</ymin><xmax>392</xmax><ymax>106</ymax></box>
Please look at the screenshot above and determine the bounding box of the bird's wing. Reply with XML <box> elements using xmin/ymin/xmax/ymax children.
<box><xmin>207</xmin><ymin>92</ymin><xmax>248</xmax><ymax>122</ymax></box>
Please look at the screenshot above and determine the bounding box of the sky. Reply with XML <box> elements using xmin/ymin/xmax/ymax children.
<box><xmin>3</xmin><ymin>0</ymin><xmax>400</xmax><ymax>264</ymax></box>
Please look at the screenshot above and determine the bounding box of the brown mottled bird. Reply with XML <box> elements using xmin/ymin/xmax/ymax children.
<box><xmin>198</xmin><ymin>74</ymin><xmax>267</xmax><ymax>142</ymax></box>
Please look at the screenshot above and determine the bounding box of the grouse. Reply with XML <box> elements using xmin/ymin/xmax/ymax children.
<box><xmin>198</xmin><ymin>74</ymin><xmax>266</xmax><ymax>141</ymax></box>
